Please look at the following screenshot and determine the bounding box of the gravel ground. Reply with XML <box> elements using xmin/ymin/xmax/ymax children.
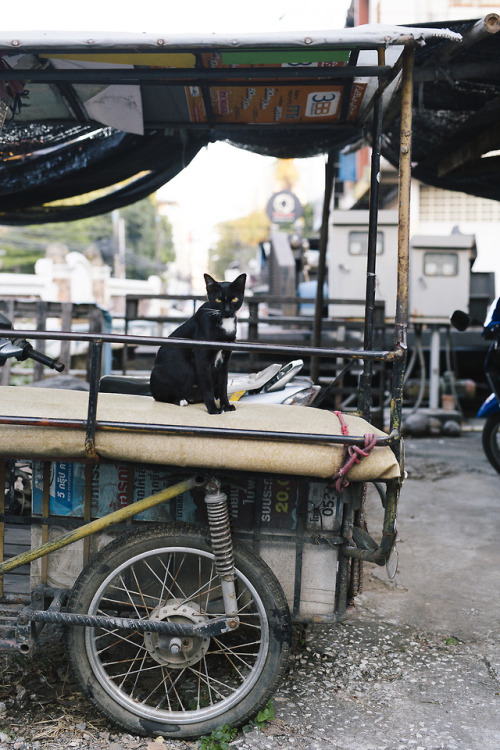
<box><xmin>1</xmin><ymin>425</ymin><xmax>499</xmax><ymax>749</ymax></box>
<box><xmin>0</xmin><ymin>612</ymin><xmax>499</xmax><ymax>749</ymax></box>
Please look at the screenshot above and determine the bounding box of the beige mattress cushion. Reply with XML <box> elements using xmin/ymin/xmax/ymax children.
<box><xmin>0</xmin><ymin>386</ymin><xmax>400</xmax><ymax>481</ymax></box>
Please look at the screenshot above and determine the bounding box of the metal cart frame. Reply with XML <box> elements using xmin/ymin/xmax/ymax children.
<box><xmin>0</xmin><ymin>23</ymin><xmax>461</xmax><ymax>737</ymax></box>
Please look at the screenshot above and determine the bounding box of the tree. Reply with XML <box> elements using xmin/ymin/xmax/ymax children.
<box><xmin>0</xmin><ymin>195</ymin><xmax>174</xmax><ymax>279</ymax></box>
<box><xmin>121</xmin><ymin>196</ymin><xmax>174</xmax><ymax>279</ymax></box>
<box><xmin>209</xmin><ymin>209</ymin><xmax>270</xmax><ymax>279</ymax></box>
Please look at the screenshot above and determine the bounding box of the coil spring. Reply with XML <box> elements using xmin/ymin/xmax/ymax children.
<box><xmin>205</xmin><ymin>490</ymin><xmax>234</xmax><ymax>579</ymax></box>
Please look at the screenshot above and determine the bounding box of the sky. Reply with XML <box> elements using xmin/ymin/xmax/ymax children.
<box><xmin>3</xmin><ymin>1</ymin><xmax>352</xmax><ymax>277</ymax></box>
<box><xmin>2</xmin><ymin>0</ymin><xmax>351</xmax><ymax>35</ymax></box>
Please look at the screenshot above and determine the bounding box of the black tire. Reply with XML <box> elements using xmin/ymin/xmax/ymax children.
<box><xmin>482</xmin><ymin>413</ymin><xmax>500</xmax><ymax>474</ymax></box>
<box><xmin>66</xmin><ymin>524</ymin><xmax>291</xmax><ymax>738</ymax></box>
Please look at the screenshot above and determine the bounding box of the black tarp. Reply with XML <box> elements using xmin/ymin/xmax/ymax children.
<box><xmin>0</xmin><ymin>18</ymin><xmax>498</xmax><ymax>223</ymax></box>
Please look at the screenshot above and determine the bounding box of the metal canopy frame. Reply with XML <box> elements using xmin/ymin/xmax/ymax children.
<box><xmin>0</xmin><ymin>23</ymin><xmax>443</xmax><ymax>453</ymax></box>
<box><xmin>0</xmin><ymin>23</ymin><xmax>460</xmax><ymax>222</ymax></box>
<box><xmin>0</xmin><ymin>23</ymin><xmax>463</xmax><ymax>632</ymax></box>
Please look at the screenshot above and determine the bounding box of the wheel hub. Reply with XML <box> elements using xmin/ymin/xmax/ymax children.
<box><xmin>143</xmin><ymin>598</ymin><xmax>210</xmax><ymax>668</ymax></box>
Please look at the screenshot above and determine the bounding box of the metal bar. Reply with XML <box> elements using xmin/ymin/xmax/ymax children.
<box><xmin>85</xmin><ymin>341</ymin><xmax>102</xmax><ymax>459</ymax></box>
<box><xmin>337</xmin><ymin>500</ymin><xmax>355</xmax><ymax>617</ymax></box>
<box><xmin>311</xmin><ymin>152</ymin><xmax>336</xmax><ymax>383</ymax></box>
<box><xmin>0</xmin><ymin>65</ymin><xmax>393</xmax><ymax>84</ymax></box>
<box><xmin>59</xmin><ymin>302</ymin><xmax>72</xmax><ymax>372</ymax></box>
<box><xmin>312</xmin><ymin>360</ymin><xmax>356</xmax><ymax>409</ymax></box>
<box><xmin>83</xmin><ymin>464</ymin><xmax>92</xmax><ymax>565</ymax></box>
<box><xmin>359</xmin><ymin>49</ymin><xmax>384</xmax><ymax>420</ymax></box>
<box><xmin>390</xmin><ymin>45</ymin><xmax>414</xmax><ymax>444</ymax></box>
<box><xmin>0</xmin><ymin>326</ymin><xmax>404</xmax><ymax>361</ymax></box>
<box><xmin>33</xmin><ymin>301</ymin><xmax>47</xmax><ymax>383</ymax></box>
<box><xmin>413</xmin><ymin>60</ymin><xmax>500</xmax><ymax>83</ymax></box>
<box><xmin>125</xmin><ymin>293</ymin><xmax>370</xmax><ymax>305</ymax></box>
<box><xmin>41</xmin><ymin>462</ymin><xmax>50</xmax><ymax>585</ymax></box>
<box><xmin>433</xmin><ymin>12</ymin><xmax>500</xmax><ymax>64</ymax></box>
<box><xmin>0</xmin><ymin>476</ymin><xmax>203</xmax><ymax>576</ymax></box>
<box><xmin>21</xmin><ymin>608</ymin><xmax>234</xmax><ymax>637</ymax></box>
<box><xmin>343</xmin><ymin>478</ymin><xmax>399</xmax><ymax>565</ymax></box>
<box><xmin>0</xmin><ymin>414</ymin><xmax>400</xmax><ymax>447</ymax></box>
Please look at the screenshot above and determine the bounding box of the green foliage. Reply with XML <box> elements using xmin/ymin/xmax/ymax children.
<box><xmin>445</xmin><ymin>636</ymin><xmax>459</xmax><ymax>646</ymax></box>
<box><xmin>0</xmin><ymin>196</ymin><xmax>174</xmax><ymax>280</ymax></box>
<box><xmin>121</xmin><ymin>195</ymin><xmax>174</xmax><ymax>278</ymax></box>
<box><xmin>248</xmin><ymin>699</ymin><xmax>275</xmax><ymax>730</ymax></box>
<box><xmin>198</xmin><ymin>701</ymin><xmax>275</xmax><ymax>750</ymax></box>
<box><xmin>209</xmin><ymin>209</ymin><xmax>269</xmax><ymax>279</ymax></box>
<box><xmin>198</xmin><ymin>724</ymin><xmax>238</xmax><ymax>750</ymax></box>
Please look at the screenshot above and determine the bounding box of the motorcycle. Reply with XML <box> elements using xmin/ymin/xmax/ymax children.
<box><xmin>0</xmin><ymin>307</ymin><xmax>318</xmax><ymax>408</ymax></box>
<box><xmin>0</xmin><ymin>311</ymin><xmax>66</xmax><ymax>374</ymax></box>
<box><xmin>0</xmin><ymin>311</ymin><xmax>66</xmax><ymax>513</ymax></box>
<box><xmin>99</xmin><ymin>358</ymin><xmax>321</xmax><ymax>406</ymax></box>
<box><xmin>451</xmin><ymin>297</ymin><xmax>500</xmax><ymax>474</ymax></box>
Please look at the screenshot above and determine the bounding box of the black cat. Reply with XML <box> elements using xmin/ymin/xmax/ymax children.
<box><xmin>150</xmin><ymin>273</ymin><xmax>246</xmax><ymax>414</ymax></box>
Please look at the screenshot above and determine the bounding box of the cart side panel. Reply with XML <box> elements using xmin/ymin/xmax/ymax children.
<box><xmin>30</xmin><ymin>459</ymin><xmax>347</xmax><ymax>620</ymax></box>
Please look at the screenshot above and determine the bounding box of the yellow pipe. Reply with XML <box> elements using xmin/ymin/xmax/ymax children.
<box><xmin>0</xmin><ymin>475</ymin><xmax>203</xmax><ymax>577</ymax></box>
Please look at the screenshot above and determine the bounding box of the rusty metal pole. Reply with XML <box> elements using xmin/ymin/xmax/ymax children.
<box><xmin>390</xmin><ymin>45</ymin><xmax>415</xmax><ymax>449</ymax></box>
<box><xmin>0</xmin><ymin>476</ymin><xmax>203</xmax><ymax>577</ymax></box>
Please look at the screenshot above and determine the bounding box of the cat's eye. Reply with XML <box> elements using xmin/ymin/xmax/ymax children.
<box><xmin>232</xmin><ymin>297</ymin><xmax>239</xmax><ymax>303</ymax></box>
<box><xmin>215</xmin><ymin>298</ymin><xmax>222</xmax><ymax>303</ymax></box>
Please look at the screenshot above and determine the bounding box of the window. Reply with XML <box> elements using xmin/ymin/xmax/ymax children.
<box><xmin>348</xmin><ymin>231</ymin><xmax>384</xmax><ymax>255</ymax></box>
<box><xmin>423</xmin><ymin>252</ymin><xmax>458</xmax><ymax>277</ymax></box>
<box><xmin>419</xmin><ymin>184</ymin><xmax>500</xmax><ymax>222</ymax></box>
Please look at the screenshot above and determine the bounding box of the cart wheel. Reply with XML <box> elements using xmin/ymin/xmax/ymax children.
<box><xmin>66</xmin><ymin>524</ymin><xmax>291</xmax><ymax>738</ymax></box>
<box><xmin>482</xmin><ymin>413</ymin><xmax>500</xmax><ymax>475</ymax></box>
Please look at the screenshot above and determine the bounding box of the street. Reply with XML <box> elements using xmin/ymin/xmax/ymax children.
<box><xmin>1</xmin><ymin>424</ymin><xmax>499</xmax><ymax>750</ymax></box>
<box><xmin>235</xmin><ymin>422</ymin><xmax>500</xmax><ymax>750</ymax></box>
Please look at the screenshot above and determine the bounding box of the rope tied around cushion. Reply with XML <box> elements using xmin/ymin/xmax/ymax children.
<box><xmin>330</xmin><ymin>411</ymin><xmax>378</xmax><ymax>493</ymax></box>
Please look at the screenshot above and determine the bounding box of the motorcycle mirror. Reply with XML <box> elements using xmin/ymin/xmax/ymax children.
<box><xmin>0</xmin><ymin>312</ymin><xmax>12</xmax><ymax>330</ymax></box>
<box><xmin>450</xmin><ymin>310</ymin><xmax>471</xmax><ymax>332</ymax></box>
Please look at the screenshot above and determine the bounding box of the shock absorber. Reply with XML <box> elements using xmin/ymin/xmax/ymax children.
<box><xmin>204</xmin><ymin>478</ymin><xmax>239</xmax><ymax>625</ymax></box>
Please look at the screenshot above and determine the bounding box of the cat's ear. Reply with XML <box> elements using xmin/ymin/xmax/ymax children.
<box><xmin>232</xmin><ymin>273</ymin><xmax>247</xmax><ymax>291</ymax></box>
<box><xmin>204</xmin><ymin>273</ymin><xmax>217</xmax><ymax>290</ymax></box>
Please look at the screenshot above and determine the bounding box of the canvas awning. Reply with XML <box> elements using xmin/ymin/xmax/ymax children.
<box><xmin>1</xmin><ymin>21</ymin><xmax>488</xmax><ymax>224</ymax></box>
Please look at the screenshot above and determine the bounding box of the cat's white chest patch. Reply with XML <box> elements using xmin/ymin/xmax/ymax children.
<box><xmin>220</xmin><ymin>316</ymin><xmax>236</xmax><ymax>336</ymax></box>
<box><xmin>214</xmin><ymin>350</ymin><xmax>224</xmax><ymax>367</ymax></box>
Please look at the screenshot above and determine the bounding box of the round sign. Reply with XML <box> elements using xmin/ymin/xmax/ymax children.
<box><xmin>266</xmin><ymin>191</ymin><xmax>303</xmax><ymax>224</ymax></box>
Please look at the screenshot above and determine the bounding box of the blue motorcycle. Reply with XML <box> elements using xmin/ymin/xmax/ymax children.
<box><xmin>451</xmin><ymin>297</ymin><xmax>500</xmax><ymax>474</ymax></box>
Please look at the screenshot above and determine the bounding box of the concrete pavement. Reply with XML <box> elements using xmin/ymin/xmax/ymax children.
<box><xmin>235</xmin><ymin>424</ymin><xmax>500</xmax><ymax>750</ymax></box>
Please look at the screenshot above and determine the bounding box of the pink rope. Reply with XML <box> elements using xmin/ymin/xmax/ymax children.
<box><xmin>331</xmin><ymin>412</ymin><xmax>378</xmax><ymax>493</ymax></box>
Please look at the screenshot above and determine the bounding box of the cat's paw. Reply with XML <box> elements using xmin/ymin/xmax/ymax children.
<box><xmin>206</xmin><ymin>405</ymin><xmax>222</xmax><ymax>414</ymax></box>
<box><xmin>222</xmin><ymin>403</ymin><xmax>236</xmax><ymax>412</ymax></box>
<box><xmin>179</xmin><ymin>399</ymin><xmax>189</xmax><ymax>407</ymax></box>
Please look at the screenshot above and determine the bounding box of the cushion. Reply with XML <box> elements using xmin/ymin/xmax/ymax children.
<box><xmin>0</xmin><ymin>386</ymin><xmax>400</xmax><ymax>481</ymax></box>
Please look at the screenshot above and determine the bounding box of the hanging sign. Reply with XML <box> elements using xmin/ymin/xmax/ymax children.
<box><xmin>266</xmin><ymin>191</ymin><xmax>303</xmax><ymax>224</ymax></box>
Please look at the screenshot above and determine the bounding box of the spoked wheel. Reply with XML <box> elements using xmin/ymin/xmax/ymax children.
<box><xmin>482</xmin><ymin>413</ymin><xmax>500</xmax><ymax>474</ymax></box>
<box><xmin>66</xmin><ymin>525</ymin><xmax>291</xmax><ymax>738</ymax></box>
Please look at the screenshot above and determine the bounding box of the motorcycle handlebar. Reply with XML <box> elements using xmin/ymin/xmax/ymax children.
<box><xmin>0</xmin><ymin>337</ymin><xmax>65</xmax><ymax>372</ymax></box>
<box><xmin>29</xmin><ymin>346</ymin><xmax>65</xmax><ymax>372</ymax></box>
